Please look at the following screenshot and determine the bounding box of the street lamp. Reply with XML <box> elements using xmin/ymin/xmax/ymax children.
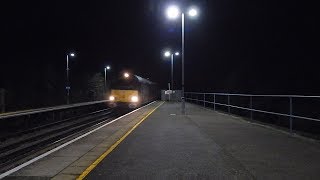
<box><xmin>164</xmin><ymin>51</ymin><xmax>171</xmax><ymax>57</ymax></box>
<box><xmin>165</xmin><ymin>5</ymin><xmax>199</xmax><ymax>114</ymax></box>
<box><xmin>66</xmin><ymin>52</ymin><xmax>75</xmax><ymax>104</ymax></box>
<box><xmin>188</xmin><ymin>8</ymin><xmax>198</xmax><ymax>17</ymax></box>
<box><xmin>164</xmin><ymin>50</ymin><xmax>179</xmax><ymax>91</ymax></box>
<box><xmin>166</xmin><ymin>5</ymin><xmax>180</xmax><ymax>19</ymax></box>
<box><xmin>104</xmin><ymin>65</ymin><xmax>111</xmax><ymax>92</ymax></box>
<box><xmin>124</xmin><ymin>72</ymin><xmax>130</xmax><ymax>78</ymax></box>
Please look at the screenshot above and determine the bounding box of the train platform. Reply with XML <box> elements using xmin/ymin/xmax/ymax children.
<box><xmin>3</xmin><ymin>101</ymin><xmax>320</xmax><ymax>179</ymax></box>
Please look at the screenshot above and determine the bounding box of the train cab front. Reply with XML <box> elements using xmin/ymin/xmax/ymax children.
<box><xmin>108</xmin><ymin>90</ymin><xmax>140</xmax><ymax>109</ymax></box>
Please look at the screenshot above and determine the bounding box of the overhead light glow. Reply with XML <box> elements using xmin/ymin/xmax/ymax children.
<box><xmin>70</xmin><ymin>53</ymin><xmax>75</xmax><ymax>57</ymax></box>
<box><xmin>164</xmin><ymin>51</ymin><xmax>171</xmax><ymax>57</ymax></box>
<box><xmin>106</xmin><ymin>66</ymin><xmax>111</xmax><ymax>70</ymax></box>
<box><xmin>188</xmin><ymin>8</ymin><xmax>198</xmax><ymax>17</ymax></box>
<box><xmin>166</xmin><ymin>5</ymin><xmax>180</xmax><ymax>19</ymax></box>
<box><xmin>175</xmin><ymin>52</ymin><xmax>180</xmax><ymax>56</ymax></box>
<box><xmin>124</xmin><ymin>72</ymin><xmax>130</xmax><ymax>78</ymax></box>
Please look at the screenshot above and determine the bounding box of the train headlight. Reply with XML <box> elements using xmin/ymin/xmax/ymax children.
<box><xmin>109</xmin><ymin>96</ymin><xmax>115</xmax><ymax>101</ymax></box>
<box><xmin>131</xmin><ymin>96</ymin><xmax>138</xmax><ymax>102</ymax></box>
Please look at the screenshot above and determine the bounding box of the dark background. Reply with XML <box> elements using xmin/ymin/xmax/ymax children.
<box><xmin>0</xmin><ymin>0</ymin><xmax>318</xmax><ymax>110</ymax></box>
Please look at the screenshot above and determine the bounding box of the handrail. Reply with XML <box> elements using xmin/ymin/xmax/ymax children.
<box><xmin>185</xmin><ymin>92</ymin><xmax>320</xmax><ymax>133</ymax></box>
<box><xmin>0</xmin><ymin>100</ymin><xmax>109</xmax><ymax>119</ymax></box>
<box><xmin>185</xmin><ymin>92</ymin><xmax>320</xmax><ymax>98</ymax></box>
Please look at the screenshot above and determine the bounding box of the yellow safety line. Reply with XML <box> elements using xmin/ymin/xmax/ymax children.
<box><xmin>76</xmin><ymin>101</ymin><xmax>164</xmax><ymax>180</ymax></box>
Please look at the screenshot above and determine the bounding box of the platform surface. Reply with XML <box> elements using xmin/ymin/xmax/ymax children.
<box><xmin>4</xmin><ymin>101</ymin><xmax>162</xmax><ymax>180</ymax></box>
<box><xmin>86</xmin><ymin>102</ymin><xmax>320</xmax><ymax>180</ymax></box>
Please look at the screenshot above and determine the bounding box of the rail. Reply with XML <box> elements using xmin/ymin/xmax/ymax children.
<box><xmin>185</xmin><ymin>92</ymin><xmax>320</xmax><ymax>133</ymax></box>
<box><xmin>0</xmin><ymin>100</ymin><xmax>108</xmax><ymax>120</ymax></box>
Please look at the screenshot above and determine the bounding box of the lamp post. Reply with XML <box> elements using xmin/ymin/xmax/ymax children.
<box><xmin>66</xmin><ymin>52</ymin><xmax>75</xmax><ymax>104</ymax></box>
<box><xmin>164</xmin><ymin>50</ymin><xmax>179</xmax><ymax>90</ymax></box>
<box><xmin>166</xmin><ymin>5</ymin><xmax>198</xmax><ymax>114</ymax></box>
<box><xmin>104</xmin><ymin>65</ymin><xmax>111</xmax><ymax>92</ymax></box>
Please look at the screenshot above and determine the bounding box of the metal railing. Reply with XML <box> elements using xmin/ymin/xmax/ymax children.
<box><xmin>185</xmin><ymin>92</ymin><xmax>320</xmax><ymax>133</ymax></box>
<box><xmin>0</xmin><ymin>100</ymin><xmax>109</xmax><ymax>139</ymax></box>
<box><xmin>0</xmin><ymin>100</ymin><xmax>108</xmax><ymax>120</ymax></box>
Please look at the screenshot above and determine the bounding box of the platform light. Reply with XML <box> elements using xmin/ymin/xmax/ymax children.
<box><xmin>131</xmin><ymin>96</ymin><xmax>138</xmax><ymax>102</ymax></box>
<box><xmin>106</xmin><ymin>65</ymin><xmax>111</xmax><ymax>70</ymax></box>
<box><xmin>166</xmin><ymin>5</ymin><xmax>180</xmax><ymax>19</ymax></box>
<box><xmin>163</xmin><ymin>5</ymin><xmax>200</xmax><ymax>114</ymax></box>
<box><xmin>124</xmin><ymin>72</ymin><xmax>130</xmax><ymax>78</ymax></box>
<box><xmin>164</xmin><ymin>51</ymin><xmax>171</xmax><ymax>57</ymax></box>
<box><xmin>175</xmin><ymin>52</ymin><xmax>180</xmax><ymax>56</ymax></box>
<box><xmin>109</xmin><ymin>96</ymin><xmax>115</xmax><ymax>101</ymax></box>
<box><xmin>188</xmin><ymin>8</ymin><xmax>198</xmax><ymax>17</ymax></box>
<box><xmin>70</xmin><ymin>53</ymin><xmax>75</xmax><ymax>57</ymax></box>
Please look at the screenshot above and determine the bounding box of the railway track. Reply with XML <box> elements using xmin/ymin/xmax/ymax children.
<box><xmin>0</xmin><ymin>107</ymin><xmax>127</xmax><ymax>173</ymax></box>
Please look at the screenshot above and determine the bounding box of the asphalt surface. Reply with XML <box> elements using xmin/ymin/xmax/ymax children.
<box><xmin>4</xmin><ymin>102</ymin><xmax>161</xmax><ymax>180</ymax></box>
<box><xmin>86</xmin><ymin>102</ymin><xmax>320</xmax><ymax>179</ymax></box>
<box><xmin>86</xmin><ymin>102</ymin><xmax>254</xmax><ymax>179</ymax></box>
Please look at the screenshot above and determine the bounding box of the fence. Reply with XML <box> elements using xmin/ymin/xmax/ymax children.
<box><xmin>185</xmin><ymin>92</ymin><xmax>320</xmax><ymax>133</ymax></box>
<box><xmin>0</xmin><ymin>100</ymin><xmax>109</xmax><ymax>139</ymax></box>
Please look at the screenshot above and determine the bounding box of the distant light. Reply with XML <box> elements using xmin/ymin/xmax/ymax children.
<box><xmin>188</xmin><ymin>8</ymin><xmax>198</xmax><ymax>17</ymax></box>
<box><xmin>166</xmin><ymin>5</ymin><xmax>180</xmax><ymax>19</ymax></box>
<box><xmin>106</xmin><ymin>65</ymin><xmax>111</xmax><ymax>70</ymax></box>
<box><xmin>70</xmin><ymin>53</ymin><xmax>75</xmax><ymax>57</ymax></box>
<box><xmin>164</xmin><ymin>51</ymin><xmax>171</xmax><ymax>57</ymax></box>
<box><xmin>175</xmin><ymin>52</ymin><xmax>180</xmax><ymax>56</ymax></box>
<box><xmin>124</xmin><ymin>72</ymin><xmax>130</xmax><ymax>78</ymax></box>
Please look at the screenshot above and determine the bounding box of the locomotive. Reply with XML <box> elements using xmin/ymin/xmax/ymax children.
<box><xmin>108</xmin><ymin>72</ymin><xmax>158</xmax><ymax>108</ymax></box>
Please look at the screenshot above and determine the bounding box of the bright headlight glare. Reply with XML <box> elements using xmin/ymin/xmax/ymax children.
<box><xmin>131</xmin><ymin>96</ymin><xmax>138</xmax><ymax>102</ymax></box>
<box><xmin>109</xmin><ymin>96</ymin><xmax>115</xmax><ymax>101</ymax></box>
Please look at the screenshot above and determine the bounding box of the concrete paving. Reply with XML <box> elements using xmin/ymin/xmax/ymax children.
<box><xmin>86</xmin><ymin>102</ymin><xmax>320</xmax><ymax>180</ymax></box>
<box><xmin>4</xmin><ymin>101</ymin><xmax>162</xmax><ymax>180</ymax></box>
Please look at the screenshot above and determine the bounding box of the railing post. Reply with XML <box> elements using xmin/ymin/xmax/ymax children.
<box><xmin>185</xmin><ymin>93</ymin><xmax>188</xmax><ymax>102</ymax></box>
<box><xmin>192</xmin><ymin>93</ymin><xmax>194</xmax><ymax>103</ymax></box>
<box><xmin>289</xmin><ymin>97</ymin><xmax>293</xmax><ymax>133</ymax></box>
<box><xmin>214</xmin><ymin>93</ymin><xmax>216</xmax><ymax>111</ymax></box>
<box><xmin>197</xmin><ymin>93</ymin><xmax>199</xmax><ymax>104</ymax></box>
<box><xmin>250</xmin><ymin>96</ymin><xmax>253</xmax><ymax>121</ymax></box>
<box><xmin>227</xmin><ymin>95</ymin><xmax>230</xmax><ymax>114</ymax></box>
<box><xmin>203</xmin><ymin>93</ymin><xmax>206</xmax><ymax>107</ymax></box>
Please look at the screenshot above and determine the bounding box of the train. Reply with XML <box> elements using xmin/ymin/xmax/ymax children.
<box><xmin>107</xmin><ymin>72</ymin><xmax>159</xmax><ymax>108</ymax></box>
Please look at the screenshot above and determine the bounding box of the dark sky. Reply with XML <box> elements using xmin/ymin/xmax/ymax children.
<box><xmin>0</xmin><ymin>0</ymin><xmax>318</xmax><ymax>95</ymax></box>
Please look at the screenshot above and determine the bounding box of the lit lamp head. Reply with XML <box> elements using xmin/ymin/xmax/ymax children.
<box><xmin>164</xmin><ymin>51</ymin><xmax>171</xmax><ymax>57</ymax></box>
<box><xmin>166</xmin><ymin>5</ymin><xmax>180</xmax><ymax>19</ymax></box>
<box><xmin>106</xmin><ymin>65</ymin><xmax>111</xmax><ymax>70</ymax></box>
<box><xmin>124</xmin><ymin>72</ymin><xmax>130</xmax><ymax>78</ymax></box>
<box><xmin>188</xmin><ymin>7</ymin><xmax>198</xmax><ymax>17</ymax></box>
<box><xmin>70</xmin><ymin>53</ymin><xmax>75</xmax><ymax>57</ymax></box>
<box><xmin>175</xmin><ymin>52</ymin><xmax>180</xmax><ymax>56</ymax></box>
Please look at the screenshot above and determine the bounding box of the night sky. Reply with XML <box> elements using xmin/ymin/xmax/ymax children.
<box><xmin>0</xmin><ymin>0</ymin><xmax>318</xmax><ymax>100</ymax></box>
